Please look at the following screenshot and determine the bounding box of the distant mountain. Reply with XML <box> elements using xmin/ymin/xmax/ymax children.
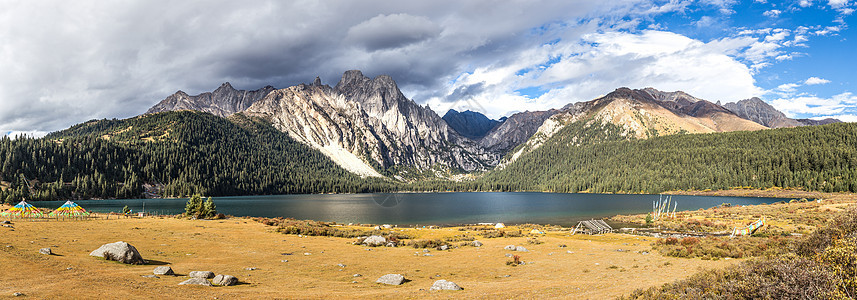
<box><xmin>479</xmin><ymin>109</ymin><xmax>559</xmax><ymax>154</ymax></box>
<box><xmin>146</xmin><ymin>82</ymin><xmax>276</xmax><ymax>117</ymax></box>
<box><xmin>244</xmin><ymin>70</ymin><xmax>498</xmax><ymax>178</ymax></box>
<box><xmin>442</xmin><ymin>109</ymin><xmax>502</xmax><ymax>139</ymax></box>
<box><xmin>503</xmin><ymin>87</ymin><xmax>766</xmax><ymax>165</ymax></box>
<box><xmin>723</xmin><ymin>97</ymin><xmax>842</xmax><ymax>128</ymax></box>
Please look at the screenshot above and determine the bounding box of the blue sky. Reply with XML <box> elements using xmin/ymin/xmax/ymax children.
<box><xmin>0</xmin><ymin>0</ymin><xmax>855</xmax><ymax>137</ymax></box>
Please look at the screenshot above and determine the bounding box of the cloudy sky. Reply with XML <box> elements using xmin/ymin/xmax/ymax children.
<box><xmin>1</xmin><ymin>0</ymin><xmax>855</xmax><ymax>137</ymax></box>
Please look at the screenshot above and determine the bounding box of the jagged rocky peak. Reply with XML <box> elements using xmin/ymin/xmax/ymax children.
<box><xmin>312</xmin><ymin>76</ymin><xmax>323</xmax><ymax>86</ymax></box>
<box><xmin>723</xmin><ymin>97</ymin><xmax>841</xmax><ymax>128</ymax></box>
<box><xmin>480</xmin><ymin>109</ymin><xmax>559</xmax><ymax>153</ymax></box>
<box><xmin>146</xmin><ymin>82</ymin><xmax>276</xmax><ymax>117</ymax></box>
<box><xmin>442</xmin><ymin>109</ymin><xmax>502</xmax><ymax>139</ymax></box>
<box><xmin>642</xmin><ymin>87</ymin><xmax>705</xmax><ymax>103</ymax></box>
<box><xmin>245</xmin><ymin>70</ymin><xmax>498</xmax><ymax>178</ymax></box>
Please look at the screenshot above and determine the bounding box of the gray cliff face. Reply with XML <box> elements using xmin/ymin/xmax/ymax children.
<box><xmin>442</xmin><ymin>110</ymin><xmax>503</xmax><ymax>139</ymax></box>
<box><xmin>479</xmin><ymin>109</ymin><xmax>558</xmax><ymax>153</ymax></box>
<box><xmin>244</xmin><ymin>70</ymin><xmax>497</xmax><ymax>176</ymax></box>
<box><xmin>723</xmin><ymin>97</ymin><xmax>805</xmax><ymax>128</ymax></box>
<box><xmin>147</xmin><ymin>83</ymin><xmax>275</xmax><ymax>117</ymax></box>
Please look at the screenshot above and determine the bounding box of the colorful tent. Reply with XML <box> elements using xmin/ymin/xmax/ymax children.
<box><xmin>1</xmin><ymin>200</ymin><xmax>43</xmax><ymax>217</ymax></box>
<box><xmin>49</xmin><ymin>201</ymin><xmax>90</xmax><ymax>217</ymax></box>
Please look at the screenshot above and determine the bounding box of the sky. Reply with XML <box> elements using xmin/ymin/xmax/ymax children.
<box><xmin>1</xmin><ymin>0</ymin><xmax>855</xmax><ymax>137</ymax></box>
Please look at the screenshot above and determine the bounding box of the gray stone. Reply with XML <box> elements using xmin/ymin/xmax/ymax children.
<box><xmin>376</xmin><ymin>274</ymin><xmax>405</xmax><ymax>285</ymax></box>
<box><xmin>153</xmin><ymin>266</ymin><xmax>174</xmax><ymax>275</ymax></box>
<box><xmin>515</xmin><ymin>246</ymin><xmax>528</xmax><ymax>252</ymax></box>
<box><xmin>438</xmin><ymin>245</ymin><xmax>449</xmax><ymax>251</ymax></box>
<box><xmin>39</xmin><ymin>247</ymin><xmax>52</xmax><ymax>255</ymax></box>
<box><xmin>430</xmin><ymin>279</ymin><xmax>462</xmax><ymax>291</ymax></box>
<box><xmin>178</xmin><ymin>278</ymin><xmax>212</xmax><ymax>286</ymax></box>
<box><xmin>13</xmin><ymin>292</ymin><xmax>24</xmax><ymax>297</ymax></box>
<box><xmin>504</xmin><ymin>245</ymin><xmax>516</xmax><ymax>251</ymax></box>
<box><xmin>141</xmin><ymin>275</ymin><xmax>159</xmax><ymax>278</ymax></box>
<box><xmin>89</xmin><ymin>241</ymin><xmax>145</xmax><ymax>264</ymax></box>
<box><xmin>353</xmin><ymin>274</ymin><xmax>362</xmax><ymax>277</ymax></box>
<box><xmin>337</xmin><ymin>263</ymin><xmax>346</xmax><ymax>268</ymax></box>
<box><xmin>245</xmin><ymin>267</ymin><xmax>257</xmax><ymax>271</ymax></box>
<box><xmin>188</xmin><ymin>271</ymin><xmax>215</xmax><ymax>279</ymax></box>
<box><xmin>212</xmin><ymin>274</ymin><xmax>238</xmax><ymax>286</ymax></box>
<box><xmin>362</xmin><ymin>235</ymin><xmax>386</xmax><ymax>247</ymax></box>
<box><xmin>471</xmin><ymin>240</ymin><xmax>483</xmax><ymax>247</ymax></box>
<box><xmin>1</xmin><ymin>220</ymin><xmax>10</xmax><ymax>224</ymax></box>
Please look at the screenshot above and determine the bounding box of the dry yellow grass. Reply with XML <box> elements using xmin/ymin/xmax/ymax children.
<box><xmin>1</xmin><ymin>215</ymin><xmax>736</xmax><ymax>299</ymax></box>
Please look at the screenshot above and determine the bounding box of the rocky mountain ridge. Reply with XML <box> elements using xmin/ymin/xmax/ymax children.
<box><xmin>146</xmin><ymin>83</ymin><xmax>275</xmax><ymax>117</ymax></box>
<box><xmin>502</xmin><ymin>87</ymin><xmax>767</xmax><ymax>165</ymax></box>
<box><xmin>723</xmin><ymin>97</ymin><xmax>841</xmax><ymax>128</ymax></box>
<box><xmin>243</xmin><ymin>71</ymin><xmax>497</xmax><ymax>178</ymax></box>
<box><xmin>144</xmin><ymin>73</ymin><xmax>838</xmax><ymax>179</ymax></box>
<box><xmin>442</xmin><ymin>109</ymin><xmax>504</xmax><ymax>139</ymax></box>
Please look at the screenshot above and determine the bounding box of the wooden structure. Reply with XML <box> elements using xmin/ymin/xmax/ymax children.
<box><xmin>571</xmin><ymin>219</ymin><xmax>613</xmax><ymax>235</ymax></box>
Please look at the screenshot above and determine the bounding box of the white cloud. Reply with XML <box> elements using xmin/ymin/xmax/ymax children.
<box><xmin>813</xmin><ymin>114</ymin><xmax>857</xmax><ymax>122</ymax></box>
<box><xmin>805</xmin><ymin>77</ymin><xmax>831</xmax><ymax>85</ymax></box>
<box><xmin>800</xmin><ymin>0</ymin><xmax>814</xmax><ymax>7</ymax></box>
<box><xmin>828</xmin><ymin>0</ymin><xmax>849</xmax><ymax>8</ymax></box>
<box><xmin>427</xmin><ymin>30</ymin><xmax>764</xmax><ymax>118</ymax></box>
<box><xmin>763</xmin><ymin>10</ymin><xmax>782</xmax><ymax>17</ymax></box>
<box><xmin>777</xmin><ymin>83</ymin><xmax>800</xmax><ymax>93</ymax></box>
<box><xmin>770</xmin><ymin>92</ymin><xmax>857</xmax><ymax>118</ymax></box>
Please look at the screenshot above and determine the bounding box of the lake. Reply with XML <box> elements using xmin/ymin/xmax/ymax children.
<box><xmin>36</xmin><ymin>192</ymin><xmax>785</xmax><ymax>226</ymax></box>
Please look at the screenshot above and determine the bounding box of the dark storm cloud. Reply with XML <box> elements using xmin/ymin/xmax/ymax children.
<box><xmin>0</xmin><ymin>0</ymin><xmax>638</xmax><ymax>135</ymax></box>
<box><xmin>346</xmin><ymin>14</ymin><xmax>441</xmax><ymax>51</ymax></box>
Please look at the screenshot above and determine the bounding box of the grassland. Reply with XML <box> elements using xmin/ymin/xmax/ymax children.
<box><xmin>1</xmin><ymin>189</ymin><xmax>854</xmax><ymax>299</ymax></box>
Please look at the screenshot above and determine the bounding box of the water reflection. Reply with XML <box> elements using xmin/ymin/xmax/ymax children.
<box><xmin>34</xmin><ymin>192</ymin><xmax>783</xmax><ymax>227</ymax></box>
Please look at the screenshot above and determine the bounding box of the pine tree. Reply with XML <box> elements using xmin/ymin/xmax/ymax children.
<box><xmin>185</xmin><ymin>194</ymin><xmax>202</xmax><ymax>218</ymax></box>
<box><xmin>203</xmin><ymin>197</ymin><xmax>217</xmax><ymax>219</ymax></box>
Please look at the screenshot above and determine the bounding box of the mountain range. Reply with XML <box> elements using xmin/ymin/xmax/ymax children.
<box><xmin>145</xmin><ymin>70</ymin><xmax>840</xmax><ymax>179</ymax></box>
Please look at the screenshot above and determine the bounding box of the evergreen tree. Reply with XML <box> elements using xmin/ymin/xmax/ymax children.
<box><xmin>203</xmin><ymin>197</ymin><xmax>217</xmax><ymax>219</ymax></box>
<box><xmin>185</xmin><ymin>194</ymin><xmax>202</xmax><ymax>218</ymax></box>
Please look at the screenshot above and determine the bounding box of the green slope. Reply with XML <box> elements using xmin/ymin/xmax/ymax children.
<box><xmin>478</xmin><ymin>119</ymin><xmax>857</xmax><ymax>193</ymax></box>
<box><xmin>0</xmin><ymin>111</ymin><xmax>392</xmax><ymax>202</ymax></box>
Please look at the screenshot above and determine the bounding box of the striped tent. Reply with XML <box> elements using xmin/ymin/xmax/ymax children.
<box><xmin>1</xmin><ymin>200</ymin><xmax>43</xmax><ymax>217</ymax></box>
<box><xmin>49</xmin><ymin>201</ymin><xmax>89</xmax><ymax>217</ymax></box>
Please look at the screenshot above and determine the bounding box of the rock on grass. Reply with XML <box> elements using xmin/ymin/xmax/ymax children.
<box><xmin>430</xmin><ymin>279</ymin><xmax>462</xmax><ymax>291</ymax></box>
<box><xmin>178</xmin><ymin>278</ymin><xmax>212</xmax><ymax>286</ymax></box>
<box><xmin>89</xmin><ymin>241</ymin><xmax>145</xmax><ymax>264</ymax></box>
<box><xmin>213</xmin><ymin>274</ymin><xmax>238</xmax><ymax>286</ymax></box>
<box><xmin>189</xmin><ymin>271</ymin><xmax>215</xmax><ymax>279</ymax></box>
<box><xmin>376</xmin><ymin>274</ymin><xmax>405</xmax><ymax>285</ymax></box>
<box><xmin>153</xmin><ymin>266</ymin><xmax>174</xmax><ymax>275</ymax></box>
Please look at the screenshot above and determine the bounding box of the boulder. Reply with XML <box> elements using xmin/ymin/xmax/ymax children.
<box><xmin>39</xmin><ymin>247</ymin><xmax>52</xmax><ymax>255</ymax></box>
<box><xmin>438</xmin><ymin>245</ymin><xmax>449</xmax><ymax>251</ymax></box>
<box><xmin>189</xmin><ymin>271</ymin><xmax>215</xmax><ymax>279</ymax></box>
<box><xmin>212</xmin><ymin>274</ymin><xmax>238</xmax><ymax>286</ymax></box>
<box><xmin>89</xmin><ymin>241</ymin><xmax>145</xmax><ymax>264</ymax></box>
<box><xmin>376</xmin><ymin>274</ymin><xmax>405</xmax><ymax>285</ymax></box>
<box><xmin>515</xmin><ymin>246</ymin><xmax>528</xmax><ymax>252</ymax></box>
<box><xmin>504</xmin><ymin>245</ymin><xmax>516</xmax><ymax>251</ymax></box>
<box><xmin>471</xmin><ymin>240</ymin><xmax>483</xmax><ymax>247</ymax></box>
<box><xmin>178</xmin><ymin>278</ymin><xmax>212</xmax><ymax>286</ymax></box>
<box><xmin>153</xmin><ymin>266</ymin><xmax>174</xmax><ymax>275</ymax></box>
<box><xmin>362</xmin><ymin>235</ymin><xmax>386</xmax><ymax>247</ymax></box>
<box><xmin>430</xmin><ymin>279</ymin><xmax>463</xmax><ymax>291</ymax></box>
<box><xmin>1</xmin><ymin>220</ymin><xmax>10</xmax><ymax>224</ymax></box>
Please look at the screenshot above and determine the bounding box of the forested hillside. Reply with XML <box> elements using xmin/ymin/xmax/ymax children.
<box><xmin>407</xmin><ymin>119</ymin><xmax>857</xmax><ymax>194</ymax></box>
<box><xmin>477</xmin><ymin>120</ymin><xmax>857</xmax><ymax>193</ymax></box>
<box><xmin>0</xmin><ymin>111</ymin><xmax>394</xmax><ymax>203</ymax></box>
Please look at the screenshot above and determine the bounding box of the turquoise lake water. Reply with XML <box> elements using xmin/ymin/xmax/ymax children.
<box><xmin>36</xmin><ymin>192</ymin><xmax>784</xmax><ymax>226</ymax></box>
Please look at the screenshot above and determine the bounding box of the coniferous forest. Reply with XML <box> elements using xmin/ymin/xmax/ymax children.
<box><xmin>1</xmin><ymin>111</ymin><xmax>856</xmax><ymax>203</ymax></box>
<box><xmin>0</xmin><ymin>111</ymin><xmax>395</xmax><ymax>203</ymax></box>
